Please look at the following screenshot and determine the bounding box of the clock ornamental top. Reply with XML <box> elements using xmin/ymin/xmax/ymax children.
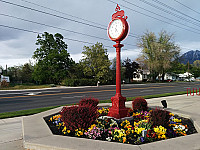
<box><xmin>112</xmin><ymin>4</ymin><xmax>128</xmax><ymax>20</ymax></box>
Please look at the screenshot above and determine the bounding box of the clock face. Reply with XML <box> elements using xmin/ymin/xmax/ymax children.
<box><xmin>108</xmin><ymin>19</ymin><xmax>123</xmax><ymax>39</ymax></box>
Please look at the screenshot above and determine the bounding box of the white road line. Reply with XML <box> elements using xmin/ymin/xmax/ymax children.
<box><xmin>61</xmin><ymin>95</ymin><xmax>85</xmax><ymax>99</ymax></box>
<box><xmin>0</xmin><ymin>93</ymin><xmax>24</xmax><ymax>95</ymax></box>
<box><xmin>61</xmin><ymin>97</ymin><xmax>74</xmax><ymax>99</ymax></box>
<box><xmin>140</xmin><ymin>89</ymin><xmax>154</xmax><ymax>92</ymax></box>
<box><xmin>74</xmin><ymin>96</ymin><xmax>84</xmax><ymax>98</ymax></box>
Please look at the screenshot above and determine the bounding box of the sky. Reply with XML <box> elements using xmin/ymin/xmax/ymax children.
<box><xmin>0</xmin><ymin>0</ymin><xmax>200</xmax><ymax>68</ymax></box>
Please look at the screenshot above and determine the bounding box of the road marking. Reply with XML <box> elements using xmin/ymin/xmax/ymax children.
<box><xmin>140</xmin><ymin>89</ymin><xmax>154</xmax><ymax>92</ymax></box>
<box><xmin>61</xmin><ymin>97</ymin><xmax>74</xmax><ymax>99</ymax></box>
<box><xmin>0</xmin><ymin>85</ymin><xmax>174</xmax><ymax>99</ymax></box>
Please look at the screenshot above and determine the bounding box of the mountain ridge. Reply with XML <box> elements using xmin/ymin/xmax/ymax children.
<box><xmin>180</xmin><ymin>50</ymin><xmax>200</xmax><ymax>64</ymax></box>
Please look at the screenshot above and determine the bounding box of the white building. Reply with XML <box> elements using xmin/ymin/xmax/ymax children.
<box><xmin>133</xmin><ymin>69</ymin><xmax>150</xmax><ymax>82</ymax></box>
<box><xmin>178</xmin><ymin>72</ymin><xmax>194</xmax><ymax>81</ymax></box>
<box><xmin>157</xmin><ymin>73</ymin><xmax>178</xmax><ymax>81</ymax></box>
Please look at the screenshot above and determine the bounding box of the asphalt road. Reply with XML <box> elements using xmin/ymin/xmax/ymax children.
<box><xmin>0</xmin><ymin>82</ymin><xmax>200</xmax><ymax>113</ymax></box>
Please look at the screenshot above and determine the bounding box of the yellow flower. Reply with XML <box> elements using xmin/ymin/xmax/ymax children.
<box><xmin>62</xmin><ymin>126</ymin><xmax>66</xmax><ymax>132</ymax></box>
<box><xmin>161</xmin><ymin>134</ymin><xmax>166</xmax><ymax>139</ymax></box>
<box><xmin>123</xmin><ymin>137</ymin><xmax>126</xmax><ymax>143</ymax></box>
<box><xmin>67</xmin><ymin>130</ymin><xmax>70</xmax><ymax>133</ymax></box>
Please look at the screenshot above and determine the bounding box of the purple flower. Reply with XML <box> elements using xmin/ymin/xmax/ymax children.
<box><xmin>170</xmin><ymin>121</ymin><xmax>176</xmax><ymax>124</ymax></box>
<box><xmin>140</xmin><ymin>137</ymin><xmax>144</xmax><ymax>143</ymax></box>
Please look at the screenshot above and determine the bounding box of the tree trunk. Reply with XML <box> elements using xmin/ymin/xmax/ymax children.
<box><xmin>162</xmin><ymin>73</ymin><xmax>165</xmax><ymax>82</ymax></box>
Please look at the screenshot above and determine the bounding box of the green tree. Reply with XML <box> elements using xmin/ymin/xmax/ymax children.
<box><xmin>122</xmin><ymin>58</ymin><xmax>140</xmax><ymax>82</ymax></box>
<box><xmin>167</xmin><ymin>61</ymin><xmax>186</xmax><ymax>74</ymax></box>
<box><xmin>138</xmin><ymin>30</ymin><xmax>180</xmax><ymax>81</ymax></box>
<box><xmin>33</xmin><ymin>32</ymin><xmax>74</xmax><ymax>84</ymax></box>
<box><xmin>21</xmin><ymin>63</ymin><xmax>34</xmax><ymax>83</ymax></box>
<box><xmin>7</xmin><ymin>66</ymin><xmax>23</xmax><ymax>83</ymax></box>
<box><xmin>80</xmin><ymin>42</ymin><xmax>111</xmax><ymax>84</ymax></box>
<box><xmin>193</xmin><ymin>60</ymin><xmax>200</xmax><ymax>68</ymax></box>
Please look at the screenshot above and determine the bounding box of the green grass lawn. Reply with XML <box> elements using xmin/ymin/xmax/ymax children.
<box><xmin>0</xmin><ymin>84</ymin><xmax>55</xmax><ymax>90</ymax></box>
<box><xmin>0</xmin><ymin>91</ymin><xmax>190</xmax><ymax>119</ymax></box>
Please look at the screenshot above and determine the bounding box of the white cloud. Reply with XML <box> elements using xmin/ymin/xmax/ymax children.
<box><xmin>108</xmin><ymin>48</ymin><xmax>141</xmax><ymax>61</ymax></box>
<box><xmin>1</xmin><ymin>0</ymin><xmax>200</xmax><ymax>67</ymax></box>
<box><xmin>177</xmin><ymin>41</ymin><xmax>200</xmax><ymax>54</ymax></box>
<box><xmin>70</xmin><ymin>53</ymin><xmax>83</xmax><ymax>63</ymax></box>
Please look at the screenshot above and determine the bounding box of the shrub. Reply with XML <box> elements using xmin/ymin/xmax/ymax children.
<box><xmin>60</xmin><ymin>105</ymin><xmax>98</xmax><ymax>130</ymax></box>
<box><xmin>132</xmin><ymin>97</ymin><xmax>148</xmax><ymax>111</ymax></box>
<box><xmin>0</xmin><ymin>80</ymin><xmax>9</xmax><ymax>88</ymax></box>
<box><xmin>79</xmin><ymin>97</ymin><xmax>99</xmax><ymax>107</ymax></box>
<box><xmin>150</xmin><ymin>107</ymin><xmax>170</xmax><ymax>127</ymax></box>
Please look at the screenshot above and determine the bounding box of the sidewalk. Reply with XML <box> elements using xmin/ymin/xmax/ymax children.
<box><xmin>0</xmin><ymin>117</ymin><xmax>23</xmax><ymax>150</ymax></box>
<box><xmin>1</xmin><ymin>94</ymin><xmax>200</xmax><ymax>150</ymax></box>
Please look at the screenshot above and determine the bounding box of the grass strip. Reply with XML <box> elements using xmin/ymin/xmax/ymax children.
<box><xmin>0</xmin><ymin>106</ymin><xmax>60</xmax><ymax>119</ymax></box>
<box><xmin>0</xmin><ymin>90</ymin><xmax>192</xmax><ymax>119</ymax></box>
<box><xmin>0</xmin><ymin>84</ymin><xmax>55</xmax><ymax>90</ymax></box>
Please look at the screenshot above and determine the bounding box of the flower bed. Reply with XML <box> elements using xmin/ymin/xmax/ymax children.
<box><xmin>44</xmin><ymin>98</ymin><xmax>197</xmax><ymax>145</ymax></box>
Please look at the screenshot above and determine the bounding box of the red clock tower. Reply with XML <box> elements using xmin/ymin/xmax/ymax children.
<box><xmin>107</xmin><ymin>4</ymin><xmax>129</xmax><ymax>119</ymax></box>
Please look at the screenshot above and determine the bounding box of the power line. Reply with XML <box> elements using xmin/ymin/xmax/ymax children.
<box><xmin>0</xmin><ymin>13</ymin><xmax>136</xmax><ymax>47</ymax></box>
<box><xmin>0</xmin><ymin>13</ymin><xmax>109</xmax><ymax>41</ymax></box>
<box><xmin>0</xmin><ymin>24</ymin><xmax>133</xmax><ymax>50</ymax></box>
<box><xmin>0</xmin><ymin>0</ymin><xmax>138</xmax><ymax>38</ymax></box>
<box><xmin>0</xmin><ymin>24</ymin><xmax>39</xmax><ymax>34</ymax></box>
<box><xmin>151</xmin><ymin>0</ymin><xmax>200</xmax><ymax>24</ymax></box>
<box><xmin>0</xmin><ymin>0</ymin><xmax>106</xmax><ymax>30</ymax></box>
<box><xmin>137</xmin><ymin>0</ymin><xmax>200</xmax><ymax>28</ymax></box>
<box><xmin>173</xmin><ymin>0</ymin><xmax>200</xmax><ymax>15</ymax></box>
<box><xmin>106</xmin><ymin>0</ymin><xmax>200</xmax><ymax>35</ymax></box>
<box><xmin>19</xmin><ymin>0</ymin><xmax>139</xmax><ymax>37</ymax></box>
<box><xmin>19</xmin><ymin>0</ymin><xmax>108</xmax><ymax>28</ymax></box>
<box><xmin>121</xmin><ymin>0</ymin><xmax>200</xmax><ymax>33</ymax></box>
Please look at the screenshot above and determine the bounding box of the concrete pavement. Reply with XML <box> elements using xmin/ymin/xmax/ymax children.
<box><xmin>1</xmin><ymin>94</ymin><xmax>200</xmax><ymax>150</ymax></box>
<box><xmin>0</xmin><ymin>117</ymin><xmax>23</xmax><ymax>150</ymax></box>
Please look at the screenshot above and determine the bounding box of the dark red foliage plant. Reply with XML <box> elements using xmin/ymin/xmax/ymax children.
<box><xmin>132</xmin><ymin>97</ymin><xmax>148</xmax><ymax>111</ymax></box>
<box><xmin>150</xmin><ymin>107</ymin><xmax>170</xmax><ymax>127</ymax></box>
<box><xmin>60</xmin><ymin>105</ymin><xmax>98</xmax><ymax>131</ymax></box>
<box><xmin>79</xmin><ymin>97</ymin><xmax>99</xmax><ymax>107</ymax></box>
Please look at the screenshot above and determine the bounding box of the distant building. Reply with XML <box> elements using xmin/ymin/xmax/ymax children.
<box><xmin>133</xmin><ymin>69</ymin><xmax>150</xmax><ymax>82</ymax></box>
<box><xmin>178</xmin><ymin>72</ymin><xmax>194</xmax><ymax>81</ymax></box>
<box><xmin>157</xmin><ymin>73</ymin><xmax>178</xmax><ymax>81</ymax></box>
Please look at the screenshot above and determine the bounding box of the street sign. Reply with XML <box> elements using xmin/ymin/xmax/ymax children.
<box><xmin>1</xmin><ymin>75</ymin><xmax>10</xmax><ymax>82</ymax></box>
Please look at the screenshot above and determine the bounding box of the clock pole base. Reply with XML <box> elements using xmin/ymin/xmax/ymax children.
<box><xmin>108</xmin><ymin>95</ymin><xmax>129</xmax><ymax>119</ymax></box>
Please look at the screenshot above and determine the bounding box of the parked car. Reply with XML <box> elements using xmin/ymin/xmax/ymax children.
<box><xmin>166</xmin><ymin>79</ymin><xmax>173</xmax><ymax>82</ymax></box>
<box><xmin>184</xmin><ymin>77</ymin><xmax>195</xmax><ymax>82</ymax></box>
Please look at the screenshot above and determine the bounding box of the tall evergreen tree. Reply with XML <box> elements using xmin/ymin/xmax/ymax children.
<box><xmin>33</xmin><ymin>32</ymin><xmax>74</xmax><ymax>84</ymax></box>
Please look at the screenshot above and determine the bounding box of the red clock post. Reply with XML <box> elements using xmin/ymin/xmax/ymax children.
<box><xmin>107</xmin><ymin>4</ymin><xmax>129</xmax><ymax>119</ymax></box>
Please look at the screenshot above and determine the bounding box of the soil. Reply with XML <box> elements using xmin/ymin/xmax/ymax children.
<box><xmin>174</xmin><ymin>114</ymin><xmax>197</xmax><ymax>135</ymax></box>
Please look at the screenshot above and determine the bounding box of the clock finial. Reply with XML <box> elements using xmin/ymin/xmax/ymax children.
<box><xmin>115</xmin><ymin>4</ymin><xmax>120</xmax><ymax>12</ymax></box>
<box><xmin>112</xmin><ymin>4</ymin><xmax>128</xmax><ymax>20</ymax></box>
